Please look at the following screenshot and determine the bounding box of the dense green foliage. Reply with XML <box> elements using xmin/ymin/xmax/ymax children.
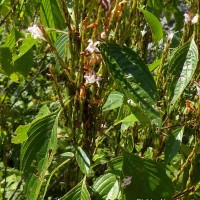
<box><xmin>0</xmin><ymin>0</ymin><xmax>200</xmax><ymax>199</ymax></box>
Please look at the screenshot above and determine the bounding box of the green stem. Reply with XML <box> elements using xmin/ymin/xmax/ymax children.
<box><xmin>41</xmin><ymin>158</ymin><xmax>71</xmax><ymax>200</ymax></box>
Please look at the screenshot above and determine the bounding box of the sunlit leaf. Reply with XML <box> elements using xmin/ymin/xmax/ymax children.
<box><xmin>106</xmin><ymin>180</ymin><xmax>120</xmax><ymax>200</ymax></box>
<box><xmin>139</xmin><ymin>8</ymin><xmax>163</xmax><ymax>44</ymax></box>
<box><xmin>12</xmin><ymin>34</ymin><xmax>37</xmax><ymax>62</ymax></box>
<box><xmin>3</xmin><ymin>27</ymin><xmax>21</xmax><ymax>49</ymax></box>
<box><xmin>165</xmin><ymin>127</ymin><xmax>184</xmax><ymax>164</ymax></box>
<box><xmin>102</xmin><ymin>91</ymin><xmax>124</xmax><ymax>112</ymax></box>
<box><xmin>92</xmin><ymin>173</ymin><xmax>117</xmax><ymax>199</ymax></box>
<box><xmin>54</xmin><ymin>33</ymin><xmax>69</xmax><ymax>72</ymax></box>
<box><xmin>12</xmin><ymin>105</ymin><xmax>50</xmax><ymax>144</ymax></box>
<box><xmin>12</xmin><ymin>124</ymin><xmax>30</xmax><ymax>144</ymax></box>
<box><xmin>40</xmin><ymin>0</ymin><xmax>65</xmax><ymax>40</ymax></box>
<box><xmin>167</xmin><ymin>39</ymin><xmax>198</xmax><ymax>113</ymax></box>
<box><xmin>148</xmin><ymin>58</ymin><xmax>161</xmax><ymax>71</ymax></box>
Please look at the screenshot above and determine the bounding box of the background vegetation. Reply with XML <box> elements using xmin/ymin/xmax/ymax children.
<box><xmin>0</xmin><ymin>0</ymin><xmax>199</xmax><ymax>199</ymax></box>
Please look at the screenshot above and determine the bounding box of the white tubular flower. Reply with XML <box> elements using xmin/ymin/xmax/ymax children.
<box><xmin>122</xmin><ymin>176</ymin><xmax>132</xmax><ymax>188</ymax></box>
<box><xmin>140</xmin><ymin>30</ymin><xmax>147</xmax><ymax>37</ymax></box>
<box><xmin>101</xmin><ymin>32</ymin><xmax>106</xmax><ymax>40</ymax></box>
<box><xmin>86</xmin><ymin>39</ymin><xmax>100</xmax><ymax>54</ymax></box>
<box><xmin>184</xmin><ymin>13</ymin><xmax>191</xmax><ymax>24</ymax></box>
<box><xmin>167</xmin><ymin>32</ymin><xmax>174</xmax><ymax>42</ymax></box>
<box><xmin>28</xmin><ymin>24</ymin><xmax>46</xmax><ymax>41</ymax></box>
<box><xmin>191</xmin><ymin>14</ymin><xmax>199</xmax><ymax>24</ymax></box>
<box><xmin>84</xmin><ymin>70</ymin><xmax>102</xmax><ymax>84</ymax></box>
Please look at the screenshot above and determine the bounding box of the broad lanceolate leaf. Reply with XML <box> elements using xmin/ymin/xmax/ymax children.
<box><xmin>40</xmin><ymin>0</ymin><xmax>65</xmax><ymax>40</ymax></box>
<box><xmin>60</xmin><ymin>179</ymin><xmax>90</xmax><ymax>200</ymax></box>
<box><xmin>20</xmin><ymin>109</ymin><xmax>60</xmax><ymax>200</ymax></box>
<box><xmin>164</xmin><ymin>126</ymin><xmax>184</xmax><ymax>164</ymax></box>
<box><xmin>122</xmin><ymin>153</ymin><xmax>174</xmax><ymax>199</ymax></box>
<box><xmin>139</xmin><ymin>8</ymin><xmax>163</xmax><ymax>44</ymax></box>
<box><xmin>92</xmin><ymin>173</ymin><xmax>118</xmax><ymax>200</ymax></box>
<box><xmin>102</xmin><ymin>91</ymin><xmax>124</xmax><ymax>112</ymax></box>
<box><xmin>106</xmin><ymin>180</ymin><xmax>120</xmax><ymax>200</ymax></box>
<box><xmin>76</xmin><ymin>147</ymin><xmax>91</xmax><ymax>177</ymax></box>
<box><xmin>167</xmin><ymin>39</ymin><xmax>198</xmax><ymax>113</ymax></box>
<box><xmin>54</xmin><ymin>33</ymin><xmax>69</xmax><ymax>72</ymax></box>
<box><xmin>100</xmin><ymin>43</ymin><xmax>161</xmax><ymax>126</ymax></box>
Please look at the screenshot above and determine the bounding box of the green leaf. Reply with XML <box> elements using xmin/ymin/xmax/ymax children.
<box><xmin>92</xmin><ymin>173</ymin><xmax>117</xmax><ymax>200</ymax></box>
<box><xmin>139</xmin><ymin>8</ymin><xmax>163</xmax><ymax>44</ymax></box>
<box><xmin>12</xmin><ymin>105</ymin><xmax>50</xmax><ymax>144</ymax></box>
<box><xmin>3</xmin><ymin>27</ymin><xmax>21</xmax><ymax>49</ymax></box>
<box><xmin>54</xmin><ymin>33</ymin><xmax>69</xmax><ymax>72</ymax></box>
<box><xmin>100</xmin><ymin>43</ymin><xmax>161</xmax><ymax>126</ymax></box>
<box><xmin>76</xmin><ymin>147</ymin><xmax>91</xmax><ymax>177</ymax></box>
<box><xmin>102</xmin><ymin>91</ymin><xmax>124</xmax><ymax>112</ymax></box>
<box><xmin>147</xmin><ymin>0</ymin><xmax>163</xmax><ymax>18</ymax></box>
<box><xmin>167</xmin><ymin>39</ymin><xmax>198</xmax><ymax>113</ymax></box>
<box><xmin>108</xmin><ymin>156</ymin><xmax>123</xmax><ymax>172</ymax></box>
<box><xmin>60</xmin><ymin>179</ymin><xmax>90</xmax><ymax>200</ymax></box>
<box><xmin>0</xmin><ymin>47</ymin><xmax>12</xmax><ymax>75</ymax></box>
<box><xmin>12</xmin><ymin>124</ymin><xmax>30</xmax><ymax>144</ymax></box>
<box><xmin>20</xmin><ymin>110</ymin><xmax>60</xmax><ymax>200</ymax></box>
<box><xmin>122</xmin><ymin>153</ymin><xmax>175</xmax><ymax>199</ymax></box>
<box><xmin>165</xmin><ymin>127</ymin><xmax>184</xmax><ymax>164</ymax></box>
<box><xmin>67</xmin><ymin>0</ymin><xmax>76</xmax><ymax>24</ymax></box>
<box><xmin>12</xmin><ymin>34</ymin><xmax>37</xmax><ymax>62</ymax></box>
<box><xmin>40</xmin><ymin>0</ymin><xmax>65</xmax><ymax>40</ymax></box>
<box><xmin>148</xmin><ymin>58</ymin><xmax>161</xmax><ymax>71</ymax></box>
<box><xmin>106</xmin><ymin>180</ymin><xmax>120</xmax><ymax>200</ymax></box>
<box><xmin>0</xmin><ymin>47</ymin><xmax>33</xmax><ymax>82</ymax></box>
<box><xmin>13</xmin><ymin>50</ymin><xmax>33</xmax><ymax>77</ymax></box>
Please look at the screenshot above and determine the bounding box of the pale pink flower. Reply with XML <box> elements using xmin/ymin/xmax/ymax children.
<box><xmin>184</xmin><ymin>13</ymin><xmax>191</xmax><ymax>24</ymax></box>
<box><xmin>84</xmin><ymin>70</ymin><xmax>102</xmax><ymax>84</ymax></box>
<box><xmin>191</xmin><ymin>14</ymin><xmax>199</xmax><ymax>24</ymax></box>
<box><xmin>28</xmin><ymin>24</ymin><xmax>46</xmax><ymax>41</ymax></box>
<box><xmin>86</xmin><ymin>39</ymin><xmax>100</xmax><ymax>54</ymax></box>
<box><xmin>101</xmin><ymin>0</ymin><xmax>111</xmax><ymax>11</ymax></box>
<box><xmin>184</xmin><ymin>13</ymin><xmax>199</xmax><ymax>24</ymax></box>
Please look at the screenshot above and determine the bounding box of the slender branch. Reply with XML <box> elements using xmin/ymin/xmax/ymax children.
<box><xmin>0</xmin><ymin>0</ymin><xmax>19</xmax><ymax>26</ymax></box>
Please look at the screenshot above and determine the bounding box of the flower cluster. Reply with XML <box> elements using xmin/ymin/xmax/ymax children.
<box><xmin>28</xmin><ymin>24</ymin><xmax>46</xmax><ymax>41</ymax></box>
<box><xmin>84</xmin><ymin>70</ymin><xmax>102</xmax><ymax>84</ymax></box>
<box><xmin>184</xmin><ymin>13</ymin><xmax>199</xmax><ymax>24</ymax></box>
<box><xmin>86</xmin><ymin>39</ymin><xmax>100</xmax><ymax>54</ymax></box>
